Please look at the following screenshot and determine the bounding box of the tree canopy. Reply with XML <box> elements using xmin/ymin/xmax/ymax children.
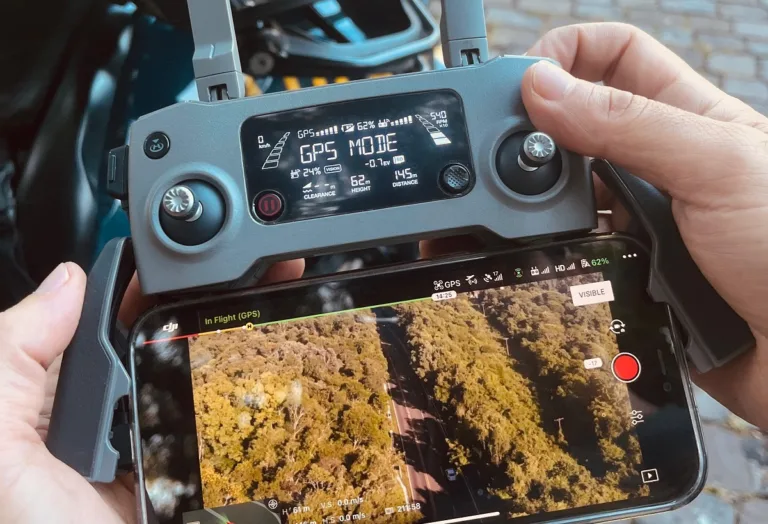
<box><xmin>394</xmin><ymin>275</ymin><xmax>647</xmax><ymax>517</ymax></box>
<box><xmin>188</xmin><ymin>274</ymin><xmax>647</xmax><ymax>522</ymax></box>
<box><xmin>191</xmin><ymin>311</ymin><xmax>422</xmax><ymax>523</ymax></box>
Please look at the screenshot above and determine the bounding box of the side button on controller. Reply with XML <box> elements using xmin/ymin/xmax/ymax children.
<box><xmin>254</xmin><ymin>191</ymin><xmax>285</xmax><ymax>221</ymax></box>
<box><xmin>107</xmin><ymin>145</ymin><xmax>129</xmax><ymax>201</ymax></box>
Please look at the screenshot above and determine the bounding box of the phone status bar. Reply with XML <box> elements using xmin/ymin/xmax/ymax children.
<box><xmin>431</xmin><ymin>256</ymin><xmax>614</xmax><ymax>296</ymax></box>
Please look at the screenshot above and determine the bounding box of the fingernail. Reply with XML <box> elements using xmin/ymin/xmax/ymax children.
<box><xmin>36</xmin><ymin>263</ymin><xmax>70</xmax><ymax>295</ymax></box>
<box><xmin>531</xmin><ymin>61</ymin><xmax>572</xmax><ymax>101</ymax></box>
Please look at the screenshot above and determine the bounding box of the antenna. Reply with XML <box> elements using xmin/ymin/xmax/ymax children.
<box><xmin>440</xmin><ymin>0</ymin><xmax>489</xmax><ymax>68</ymax></box>
<box><xmin>187</xmin><ymin>0</ymin><xmax>246</xmax><ymax>102</ymax></box>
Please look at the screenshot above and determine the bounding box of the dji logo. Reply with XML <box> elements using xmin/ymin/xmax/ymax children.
<box><xmin>162</xmin><ymin>323</ymin><xmax>179</xmax><ymax>333</ymax></box>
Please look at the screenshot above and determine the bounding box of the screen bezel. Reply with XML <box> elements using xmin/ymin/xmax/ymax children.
<box><xmin>129</xmin><ymin>234</ymin><xmax>706</xmax><ymax>524</ymax></box>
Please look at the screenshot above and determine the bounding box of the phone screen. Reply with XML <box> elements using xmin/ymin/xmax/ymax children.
<box><xmin>130</xmin><ymin>236</ymin><xmax>703</xmax><ymax>524</ymax></box>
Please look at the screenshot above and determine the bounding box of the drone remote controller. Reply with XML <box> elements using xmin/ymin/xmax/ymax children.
<box><xmin>49</xmin><ymin>0</ymin><xmax>755</xmax><ymax>486</ymax></box>
<box><xmin>107</xmin><ymin>0</ymin><xmax>595</xmax><ymax>295</ymax></box>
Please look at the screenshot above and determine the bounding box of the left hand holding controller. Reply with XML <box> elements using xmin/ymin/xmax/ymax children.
<box><xmin>0</xmin><ymin>259</ymin><xmax>305</xmax><ymax>523</ymax></box>
<box><xmin>0</xmin><ymin>263</ymin><xmax>136</xmax><ymax>524</ymax></box>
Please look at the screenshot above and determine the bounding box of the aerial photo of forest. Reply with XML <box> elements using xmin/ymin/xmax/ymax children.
<box><xmin>188</xmin><ymin>274</ymin><xmax>648</xmax><ymax>524</ymax></box>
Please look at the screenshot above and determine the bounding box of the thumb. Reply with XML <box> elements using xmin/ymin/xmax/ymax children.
<box><xmin>521</xmin><ymin>60</ymin><xmax>757</xmax><ymax>204</ymax></box>
<box><xmin>0</xmin><ymin>263</ymin><xmax>86</xmax><ymax>430</ymax></box>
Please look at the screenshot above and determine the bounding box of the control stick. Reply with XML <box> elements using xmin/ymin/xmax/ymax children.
<box><xmin>496</xmin><ymin>131</ymin><xmax>562</xmax><ymax>196</ymax></box>
<box><xmin>163</xmin><ymin>185</ymin><xmax>203</xmax><ymax>222</ymax></box>
<box><xmin>159</xmin><ymin>181</ymin><xmax>226</xmax><ymax>246</ymax></box>
<box><xmin>518</xmin><ymin>132</ymin><xmax>557</xmax><ymax>171</ymax></box>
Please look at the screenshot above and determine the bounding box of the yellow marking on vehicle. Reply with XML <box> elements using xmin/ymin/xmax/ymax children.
<box><xmin>244</xmin><ymin>75</ymin><xmax>262</xmax><ymax>97</ymax></box>
<box><xmin>284</xmin><ymin>76</ymin><xmax>301</xmax><ymax>90</ymax></box>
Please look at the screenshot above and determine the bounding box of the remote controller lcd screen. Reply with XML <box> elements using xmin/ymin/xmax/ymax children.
<box><xmin>131</xmin><ymin>237</ymin><xmax>701</xmax><ymax>524</ymax></box>
<box><xmin>240</xmin><ymin>90</ymin><xmax>473</xmax><ymax>223</ymax></box>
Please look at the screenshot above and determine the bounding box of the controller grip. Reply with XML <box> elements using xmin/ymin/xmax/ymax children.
<box><xmin>47</xmin><ymin>238</ymin><xmax>134</xmax><ymax>482</ymax></box>
<box><xmin>592</xmin><ymin>159</ymin><xmax>755</xmax><ymax>372</ymax></box>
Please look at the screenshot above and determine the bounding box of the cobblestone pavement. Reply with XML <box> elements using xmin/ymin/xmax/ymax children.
<box><xmin>426</xmin><ymin>4</ymin><xmax>768</xmax><ymax>522</ymax></box>
<box><xmin>430</xmin><ymin>0</ymin><xmax>768</xmax><ymax>113</ymax></box>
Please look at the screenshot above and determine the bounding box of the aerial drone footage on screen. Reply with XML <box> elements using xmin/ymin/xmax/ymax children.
<box><xmin>132</xmin><ymin>238</ymin><xmax>700</xmax><ymax>524</ymax></box>
<box><xmin>181</xmin><ymin>274</ymin><xmax>648</xmax><ymax>524</ymax></box>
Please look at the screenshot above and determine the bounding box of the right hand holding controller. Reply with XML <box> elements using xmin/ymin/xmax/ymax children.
<box><xmin>520</xmin><ymin>23</ymin><xmax>768</xmax><ymax>429</ymax></box>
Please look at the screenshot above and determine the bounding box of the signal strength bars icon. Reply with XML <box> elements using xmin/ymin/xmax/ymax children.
<box><xmin>391</xmin><ymin>116</ymin><xmax>414</xmax><ymax>127</ymax></box>
<box><xmin>317</xmin><ymin>125</ymin><xmax>338</xmax><ymax>137</ymax></box>
<box><xmin>567</xmin><ymin>262</ymin><xmax>576</xmax><ymax>270</ymax></box>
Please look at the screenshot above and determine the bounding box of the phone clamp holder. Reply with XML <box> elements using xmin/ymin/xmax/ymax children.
<box><xmin>592</xmin><ymin>160</ymin><xmax>755</xmax><ymax>374</ymax></box>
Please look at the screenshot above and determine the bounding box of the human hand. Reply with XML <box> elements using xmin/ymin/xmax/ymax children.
<box><xmin>0</xmin><ymin>263</ymin><xmax>137</xmax><ymax>523</ymax></box>
<box><xmin>0</xmin><ymin>259</ymin><xmax>305</xmax><ymax>524</ymax></box>
<box><xmin>521</xmin><ymin>22</ymin><xmax>768</xmax><ymax>429</ymax></box>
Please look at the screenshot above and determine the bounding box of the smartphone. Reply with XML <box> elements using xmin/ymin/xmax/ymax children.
<box><xmin>129</xmin><ymin>234</ymin><xmax>706</xmax><ymax>524</ymax></box>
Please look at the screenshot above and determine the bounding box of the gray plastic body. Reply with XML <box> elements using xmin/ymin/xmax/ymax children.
<box><xmin>189</xmin><ymin>0</ymin><xmax>245</xmax><ymax>101</ymax></box>
<box><xmin>126</xmin><ymin>56</ymin><xmax>596</xmax><ymax>295</ymax></box>
<box><xmin>47</xmin><ymin>238</ymin><xmax>133</xmax><ymax>482</ymax></box>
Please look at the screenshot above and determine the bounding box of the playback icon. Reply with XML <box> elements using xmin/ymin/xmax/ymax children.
<box><xmin>641</xmin><ymin>469</ymin><xmax>660</xmax><ymax>484</ymax></box>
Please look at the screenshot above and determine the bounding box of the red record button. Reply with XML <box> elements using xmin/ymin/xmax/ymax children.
<box><xmin>255</xmin><ymin>191</ymin><xmax>284</xmax><ymax>221</ymax></box>
<box><xmin>612</xmin><ymin>353</ymin><xmax>641</xmax><ymax>383</ymax></box>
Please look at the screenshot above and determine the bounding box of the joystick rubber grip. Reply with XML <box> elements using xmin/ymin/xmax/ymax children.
<box><xmin>592</xmin><ymin>159</ymin><xmax>755</xmax><ymax>372</ymax></box>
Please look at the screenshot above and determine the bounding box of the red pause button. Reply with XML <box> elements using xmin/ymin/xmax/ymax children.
<box><xmin>612</xmin><ymin>353</ymin><xmax>642</xmax><ymax>383</ymax></box>
<box><xmin>255</xmin><ymin>191</ymin><xmax>284</xmax><ymax>221</ymax></box>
